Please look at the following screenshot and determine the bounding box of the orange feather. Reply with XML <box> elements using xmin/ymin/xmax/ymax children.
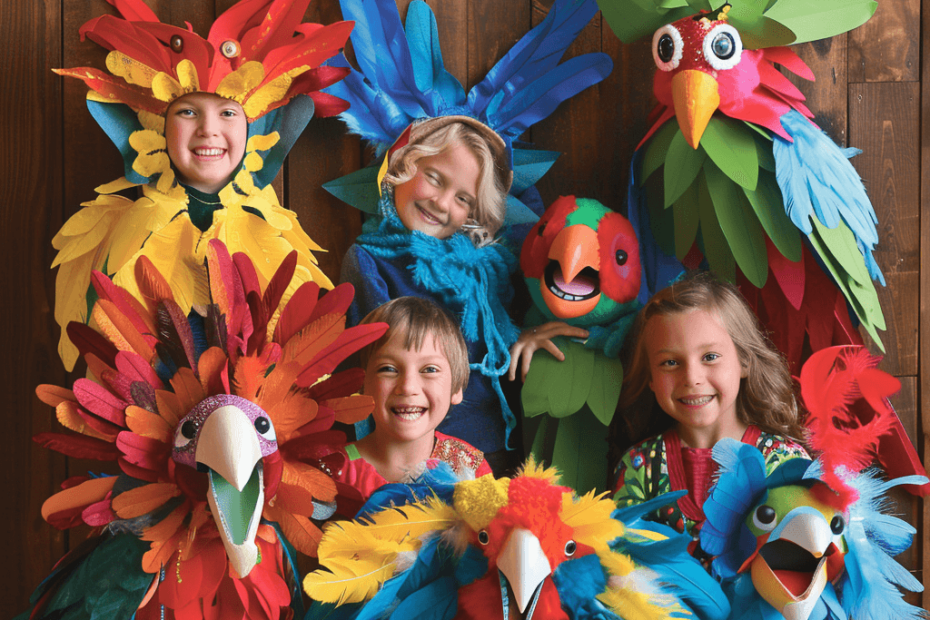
<box><xmin>112</xmin><ymin>482</ymin><xmax>181</xmax><ymax>519</ymax></box>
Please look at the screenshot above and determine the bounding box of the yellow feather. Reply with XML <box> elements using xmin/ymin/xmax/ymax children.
<box><xmin>597</xmin><ymin>587</ymin><xmax>678</xmax><ymax>620</ymax></box>
<box><xmin>317</xmin><ymin>520</ymin><xmax>418</xmax><ymax>565</ymax></box>
<box><xmin>355</xmin><ymin>498</ymin><xmax>459</xmax><ymax>539</ymax></box>
<box><xmin>303</xmin><ymin>556</ymin><xmax>396</xmax><ymax>605</ymax></box>
<box><xmin>560</xmin><ymin>490</ymin><xmax>624</xmax><ymax>549</ymax></box>
<box><xmin>517</xmin><ymin>456</ymin><xmax>561</xmax><ymax>484</ymax></box>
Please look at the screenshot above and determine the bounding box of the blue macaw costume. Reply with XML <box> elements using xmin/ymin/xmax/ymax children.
<box><xmin>701</xmin><ymin>439</ymin><xmax>926</xmax><ymax>620</ymax></box>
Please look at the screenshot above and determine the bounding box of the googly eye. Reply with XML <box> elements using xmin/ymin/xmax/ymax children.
<box><xmin>652</xmin><ymin>24</ymin><xmax>684</xmax><ymax>72</ymax></box>
<box><xmin>702</xmin><ymin>23</ymin><xmax>742</xmax><ymax>71</ymax></box>
<box><xmin>170</xmin><ymin>35</ymin><xmax>184</xmax><ymax>53</ymax></box>
<box><xmin>830</xmin><ymin>515</ymin><xmax>845</xmax><ymax>535</ymax></box>
<box><xmin>478</xmin><ymin>530</ymin><xmax>489</xmax><ymax>545</ymax></box>
<box><xmin>175</xmin><ymin>419</ymin><xmax>198</xmax><ymax>449</ymax></box>
<box><xmin>615</xmin><ymin>249</ymin><xmax>628</xmax><ymax>265</ymax></box>
<box><xmin>752</xmin><ymin>505</ymin><xmax>778</xmax><ymax>532</ymax></box>
<box><xmin>254</xmin><ymin>416</ymin><xmax>276</xmax><ymax>441</ymax></box>
<box><xmin>564</xmin><ymin>540</ymin><xmax>576</xmax><ymax>556</ymax></box>
<box><xmin>220</xmin><ymin>40</ymin><xmax>240</xmax><ymax>59</ymax></box>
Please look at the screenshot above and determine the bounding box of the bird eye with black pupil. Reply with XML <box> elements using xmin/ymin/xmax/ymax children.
<box><xmin>478</xmin><ymin>530</ymin><xmax>489</xmax><ymax>545</ymax></box>
<box><xmin>564</xmin><ymin>540</ymin><xmax>576</xmax><ymax>556</ymax></box>
<box><xmin>831</xmin><ymin>516</ymin><xmax>844</xmax><ymax>535</ymax></box>
<box><xmin>703</xmin><ymin>23</ymin><xmax>742</xmax><ymax>71</ymax></box>
<box><xmin>652</xmin><ymin>24</ymin><xmax>683</xmax><ymax>72</ymax></box>
<box><xmin>615</xmin><ymin>249</ymin><xmax>628</xmax><ymax>265</ymax></box>
<box><xmin>752</xmin><ymin>505</ymin><xmax>778</xmax><ymax>532</ymax></box>
<box><xmin>175</xmin><ymin>419</ymin><xmax>198</xmax><ymax>449</ymax></box>
<box><xmin>182</xmin><ymin>420</ymin><xmax>197</xmax><ymax>439</ymax></box>
<box><xmin>254</xmin><ymin>416</ymin><xmax>276</xmax><ymax>441</ymax></box>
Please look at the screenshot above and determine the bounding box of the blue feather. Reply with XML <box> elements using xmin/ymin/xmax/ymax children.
<box><xmin>404</xmin><ymin>1</ymin><xmax>465</xmax><ymax>111</ymax></box>
<box><xmin>773</xmin><ymin>110</ymin><xmax>884</xmax><ymax>284</ymax></box>
<box><xmin>551</xmin><ymin>555</ymin><xmax>620</xmax><ymax>620</ymax></box>
<box><xmin>389</xmin><ymin>576</ymin><xmax>457</xmax><ymax>620</ymax></box>
<box><xmin>839</xmin><ymin>472</ymin><xmax>926</xmax><ymax>620</ymax></box>
<box><xmin>626</xmin><ymin>152</ymin><xmax>685</xmax><ymax>306</ymax></box>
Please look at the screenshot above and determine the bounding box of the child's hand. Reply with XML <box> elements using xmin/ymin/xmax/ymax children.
<box><xmin>508</xmin><ymin>322</ymin><xmax>590</xmax><ymax>382</ymax></box>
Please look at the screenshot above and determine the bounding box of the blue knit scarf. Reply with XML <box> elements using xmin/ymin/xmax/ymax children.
<box><xmin>357</xmin><ymin>188</ymin><xmax>521</xmax><ymax>447</ymax></box>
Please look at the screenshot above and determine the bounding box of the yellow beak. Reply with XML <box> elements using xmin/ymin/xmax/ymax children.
<box><xmin>671</xmin><ymin>70</ymin><xmax>720</xmax><ymax>149</ymax></box>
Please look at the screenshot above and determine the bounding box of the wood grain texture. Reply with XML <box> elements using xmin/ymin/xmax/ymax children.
<box><xmin>920</xmin><ymin>1</ymin><xmax>930</xmax><ymax>609</ymax></box>
<box><xmin>1</xmin><ymin>0</ymin><xmax>68</xmax><ymax>616</ymax></box>
<box><xmin>788</xmin><ymin>36</ymin><xmax>848</xmax><ymax>145</ymax></box>
<box><xmin>848</xmin><ymin>82</ymin><xmax>919</xmax><ymax>376</ymax></box>
<box><xmin>848</xmin><ymin>0</ymin><xmax>919</xmax><ymax>83</ymax></box>
<box><xmin>886</xmin><ymin>378</ymin><xmax>921</xmax><ymax>606</ymax></box>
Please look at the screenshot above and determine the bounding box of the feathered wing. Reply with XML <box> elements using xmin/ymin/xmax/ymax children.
<box><xmin>30</xmin><ymin>241</ymin><xmax>386</xmax><ymax>619</ymax></box>
<box><xmin>839</xmin><ymin>472</ymin><xmax>927</xmax><ymax>620</ymax></box>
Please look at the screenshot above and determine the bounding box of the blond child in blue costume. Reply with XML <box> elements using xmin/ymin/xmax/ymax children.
<box><xmin>613</xmin><ymin>272</ymin><xmax>808</xmax><ymax>557</ymax></box>
<box><xmin>51</xmin><ymin>0</ymin><xmax>350</xmax><ymax>370</ymax></box>
<box><xmin>323</xmin><ymin>0</ymin><xmax>612</xmax><ymax>473</ymax></box>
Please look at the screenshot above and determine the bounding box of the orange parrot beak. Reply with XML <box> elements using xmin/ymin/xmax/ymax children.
<box><xmin>671</xmin><ymin>69</ymin><xmax>720</xmax><ymax>149</ymax></box>
<box><xmin>539</xmin><ymin>225</ymin><xmax>601</xmax><ymax>319</ymax></box>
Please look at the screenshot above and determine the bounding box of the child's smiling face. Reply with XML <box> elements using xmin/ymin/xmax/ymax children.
<box><xmin>645</xmin><ymin>308</ymin><xmax>747</xmax><ymax>443</ymax></box>
<box><xmin>393</xmin><ymin>141</ymin><xmax>480</xmax><ymax>239</ymax></box>
<box><xmin>363</xmin><ymin>331</ymin><xmax>464</xmax><ymax>445</ymax></box>
<box><xmin>165</xmin><ymin>93</ymin><xmax>247</xmax><ymax>194</ymax></box>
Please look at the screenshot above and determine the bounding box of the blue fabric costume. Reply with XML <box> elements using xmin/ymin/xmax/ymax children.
<box><xmin>342</xmin><ymin>188</ymin><xmax>520</xmax><ymax>455</ymax></box>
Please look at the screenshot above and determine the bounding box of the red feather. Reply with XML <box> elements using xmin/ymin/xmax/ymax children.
<box><xmin>274</xmin><ymin>281</ymin><xmax>321</xmax><ymax>344</ymax></box>
<box><xmin>33</xmin><ymin>433</ymin><xmax>121</xmax><ymax>460</ymax></box>
<box><xmin>800</xmin><ymin>346</ymin><xmax>899</xmax><ymax>507</ymax></box>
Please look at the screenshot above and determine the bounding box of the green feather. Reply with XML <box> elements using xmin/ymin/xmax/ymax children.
<box><xmin>322</xmin><ymin>166</ymin><xmax>382</xmax><ymax>214</ymax></box>
<box><xmin>702</xmin><ymin>117</ymin><xmax>759</xmax><ymax>191</ymax></box>
<box><xmin>807</xmin><ymin>219</ymin><xmax>885</xmax><ymax>348</ymax></box>
<box><xmin>697</xmin><ymin>173</ymin><xmax>737</xmax><ymax>282</ymax></box>
<box><xmin>641</xmin><ymin>121</ymin><xmax>679</xmax><ymax>183</ymax></box>
<box><xmin>762</xmin><ymin>0</ymin><xmax>877</xmax><ymax>46</ymax></box>
<box><xmin>705</xmin><ymin>163</ymin><xmax>768</xmax><ymax>287</ymax></box>
<box><xmin>672</xmin><ymin>183</ymin><xmax>701</xmax><ymax>260</ymax></box>
<box><xmin>744</xmin><ymin>170</ymin><xmax>803</xmax><ymax>262</ymax></box>
<box><xmin>551</xmin><ymin>408</ymin><xmax>610</xmax><ymax>494</ymax></box>
<box><xmin>664</xmin><ymin>131</ymin><xmax>707</xmax><ymax>208</ymax></box>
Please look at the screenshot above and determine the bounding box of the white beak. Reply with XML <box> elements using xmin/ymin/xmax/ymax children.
<box><xmin>496</xmin><ymin>528</ymin><xmax>552</xmax><ymax>615</ymax></box>
<box><xmin>196</xmin><ymin>405</ymin><xmax>265</xmax><ymax>578</ymax></box>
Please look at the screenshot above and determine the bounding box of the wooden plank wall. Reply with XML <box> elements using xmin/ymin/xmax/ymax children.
<box><xmin>1</xmin><ymin>0</ymin><xmax>925</xmax><ymax>614</ymax></box>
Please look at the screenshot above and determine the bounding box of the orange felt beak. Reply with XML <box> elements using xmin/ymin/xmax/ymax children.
<box><xmin>539</xmin><ymin>224</ymin><xmax>601</xmax><ymax>319</ymax></box>
<box><xmin>671</xmin><ymin>70</ymin><xmax>720</xmax><ymax>149</ymax></box>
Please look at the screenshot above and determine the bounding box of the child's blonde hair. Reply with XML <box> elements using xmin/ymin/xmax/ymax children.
<box><xmin>621</xmin><ymin>271</ymin><xmax>805</xmax><ymax>442</ymax></box>
<box><xmin>384</xmin><ymin>120</ymin><xmax>508</xmax><ymax>237</ymax></box>
<box><xmin>359</xmin><ymin>297</ymin><xmax>470</xmax><ymax>395</ymax></box>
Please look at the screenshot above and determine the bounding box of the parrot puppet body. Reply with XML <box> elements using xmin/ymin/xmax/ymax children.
<box><xmin>519</xmin><ymin>196</ymin><xmax>642</xmax><ymax>493</ymax></box>
<box><xmin>701</xmin><ymin>346</ymin><xmax>927</xmax><ymax>620</ymax></box>
<box><xmin>304</xmin><ymin>460</ymin><xmax>731</xmax><ymax>620</ymax></box>
<box><xmin>599</xmin><ymin>0</ymin><xmax>885</xmax><ymax>371</ymax></box>
<box><xmin>22</xmin><ymin>241</ymin><xmax>387</xmax><ymax>620</ymax></box>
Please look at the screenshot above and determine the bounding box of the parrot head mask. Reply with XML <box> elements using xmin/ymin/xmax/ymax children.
<box><xmin>521</xmin><ymin>196</ymin><xmax>641</xmax><ymax>327</ymax></box>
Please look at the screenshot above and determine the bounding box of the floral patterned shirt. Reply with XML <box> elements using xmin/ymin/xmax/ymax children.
<box><xmin>613</xmin><ymin>426</ymin><xmax>808</xmax><ymax>560</ymax></box>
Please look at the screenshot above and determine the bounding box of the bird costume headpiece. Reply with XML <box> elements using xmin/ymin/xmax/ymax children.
<box><xmin>321</xmin><ymin>0</ymin><xmax>614</xmax><ymax>230</ymax></box>
<box><xmin>51</xmin><ymin>0</ymin><xmax>354</xmax><ymax>371</ymax></box>
<box><xmin>27</xmin><ymin>241</ymin><xmax>386</xmax><ymax>619</ymax></box>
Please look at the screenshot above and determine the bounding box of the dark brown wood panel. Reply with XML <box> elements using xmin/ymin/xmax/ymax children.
<box><xmin>788</xmin><ymin>36</ymin><xmax>848</xmax><ymax>145</ymax></box>
<box><xmin>920</xmin><ymin>1</ymin><xmax>930</xmax><ymax>608</ymax></box>
<box><xmin>848</xmin><ymin>0</ymin><xmax>919</xmax><ymax>83</ymax></box>
<box><xmin>849</xmin><ymin>82</ymin><xmax>920</xmax><ymax>376</ymax></box>
<box><xmin>2</xmin><ymin>0</ymin><xmax>68</xmax><ymax>616</ymax></box>
<box><xmin>887</xmin><ymin>378</ymin><xmax>921</xmax><ymax>605</ymax></box>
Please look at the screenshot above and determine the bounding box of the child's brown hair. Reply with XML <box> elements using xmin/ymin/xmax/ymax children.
<box><xmin>384</xmin><ymin>120</ymin><xmax>508</xmax><ymax>237</ymax></box>
<box><xmin>359</xmin><ymin>296</ymin><xmax>470</xmax><ymax>395</ymax></box>
<box><xmin>621</xmin><ymin>271</ymin><xmax>805</xmax><ymax>442</ymax></box>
